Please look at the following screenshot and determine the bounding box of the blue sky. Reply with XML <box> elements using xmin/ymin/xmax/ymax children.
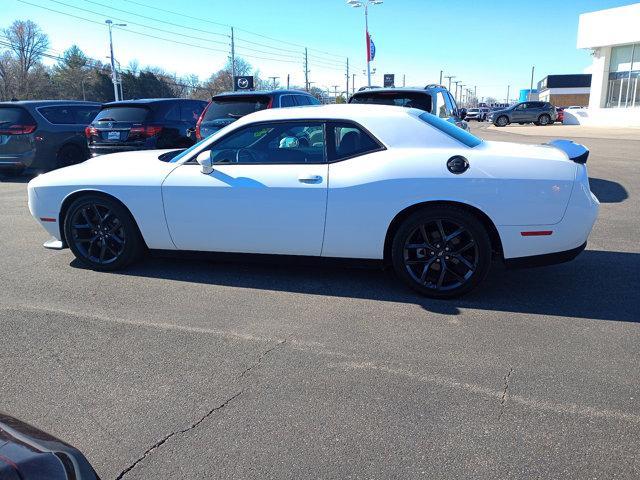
<box><xmin>1</xmin><ymin>0</ymin><xmax>635</xmax><ymax>99</ymax></box>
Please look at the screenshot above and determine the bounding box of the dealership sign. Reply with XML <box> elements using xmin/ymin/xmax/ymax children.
<box><xmin>383</xmin><ymin>74</ymin><xmax>395</xmax><ymax>88</ymax></box>
<box><xmin>234</xmin><ymin>76</ymin><xmax>254</xmax><ymax>91</ymax></box>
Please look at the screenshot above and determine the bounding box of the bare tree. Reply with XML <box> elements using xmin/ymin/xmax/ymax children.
<box><xmin>2</xmin><ymin>20</ymin><xmax>49</xmax><ymax>97</ymax></box>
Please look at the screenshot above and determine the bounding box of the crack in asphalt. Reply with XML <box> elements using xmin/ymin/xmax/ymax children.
<box><xmin>498</xmin><ymin>367</ymin><xmax>514</xmax><ymax>420</ymax></box>
<box><xmin>114</xmin><ymin>340</ymin><xmax>286</xmax><ymax>480</ymax></box>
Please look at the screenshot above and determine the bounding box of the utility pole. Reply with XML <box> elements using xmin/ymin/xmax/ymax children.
<box><xmin>529</xmin><ymin>65</ymin><xmax>535</xmax><ymax>100</ymax></box>
<box><xmin>105</xmin><ymin>20</ymin><xmax>126</xmax><ymax>101</ymax></box>
<box><xmin>452</xmin><ymin>80</ymin><xmax>461</xmax><ymax>102</ymax></box>
<box><xmin>304</xmin><ymin>48</ymin><xmax>309</xmax><ymax>91</ymax></box>
<box><xmin>439</xmin><ymin>70</ymin><xmax>443</xmax><ymax>85</ymax></box>
<box><xmin>269</xmin><ymin>76</ymin><xmax>279</xmax><ymax>89</ymax></box>
<box><xmin>345</xmin><ymin>57</ymin><xmax>349</xmax><ymax>100</ymax></box>
<box><xmin>445</xmin><ymin>75</ymin><xmax>455</xmax><ymax>92</ymax></box>
<box><xmin>506</xmin><ymin>85</ymin><xmax>510</xmax><ymax>104</ymax></box>
<box><xmin>230</xmin><ymin>27</ymin><xmax>236</xmax><ymax>91</ymax></box>
<box><xmin>287</xmin><ymin>74</ymin><xmax>290</xmax><ymax>89</ymax></box>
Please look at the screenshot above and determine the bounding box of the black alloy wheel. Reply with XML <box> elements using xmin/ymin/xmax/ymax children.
<box><xmin>537</xmin><ymin>114</ymin><xmax>551</xmax><ymax>126</ymax></box>
<box><xmin>64</xmin><ymin>195</ymin><xmax>142</xmax><ymax>270</ymax></box>
<box><xmin>495</xmin><ymin>115</ymin><xmax>508</xmax><ymax>127</ymax></box>
<box><xmin>391</xmin><ymin>207</ymin><xmax>491</xmax><ymax>298</ymax></box>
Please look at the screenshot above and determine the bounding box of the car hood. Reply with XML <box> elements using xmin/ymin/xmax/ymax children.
<box><xmin>29</xmin><ymin>149</ymin><xmax>180</xmax><ymax>189</ymax></box>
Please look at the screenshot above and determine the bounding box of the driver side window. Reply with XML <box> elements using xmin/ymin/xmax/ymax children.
<box><xmin>207</xmin><ymin>122</ymin><xmax>326</xmax><ymax>165</ymax></box>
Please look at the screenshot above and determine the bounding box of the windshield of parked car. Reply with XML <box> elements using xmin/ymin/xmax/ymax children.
<box><xmin>94</xmin><ymin>106</ymin><xmax>150</xmax><ymax>123</ymax></box>
<box><xmin>204</xmin><ymin>96</ymin><xmax>271</xmax><ymax>121</ymax></box>
<box><xmin>418</xmin><ymin>112</ymin><xmax>483</xmax><ymax>147</ymax></box>
<box><xmin>468</xmin><ymin>109</ymin><xmax>479</xmax><ymax>113</ymax></box>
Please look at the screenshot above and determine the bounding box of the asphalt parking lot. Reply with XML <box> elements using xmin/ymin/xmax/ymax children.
<box><xmin>1</xmin><ymin>123</ymin><xmax>639</xmax><ymax>479</ymax></box>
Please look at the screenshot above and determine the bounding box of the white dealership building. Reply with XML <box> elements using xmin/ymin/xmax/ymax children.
<box><xmin>571</xmin><ymin>3</ymin><xmax>640</xmax><ymax>126</ymax></box>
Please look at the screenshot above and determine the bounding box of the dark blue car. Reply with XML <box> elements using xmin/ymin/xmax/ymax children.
<box><xmin>86</xmin><ymin>98</ymin><xmax>207</xmax><ymax>157</ymax></box>
<box><xmin>0</xmin><ymin>100</ymin><xmax>100</xmax><ymax>173</ymax></box>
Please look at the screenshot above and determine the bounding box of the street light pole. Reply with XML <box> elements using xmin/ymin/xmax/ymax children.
<box><xmin>347</xmin><ymin>1</ymin><xmax>382</xmax><ymax>89</ymax></box>
<box><xmin>105</xmin><ymin>20</ymin><xmax>126</xmax><ymax>101</ymax></box>
<box><xmin>269</xmin><ymin>76</ymin><xmax>279</xmax><ymax>89</ymax></box>
<box><xmin>444</xmin><ymin>75</ymin><xmax>455</xmax><ymax>92</ymax></box>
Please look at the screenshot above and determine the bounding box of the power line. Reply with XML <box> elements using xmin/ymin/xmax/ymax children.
<box><xmin>85</xmin><ymin>0</ymin><xmax>229</xmax><ymax>38</ymax></box>
<box><xmin>124</xmin><ymin>0</ymin><xmax>347</xmax><ymax>60</ymax></box>
<box><xmin>47</xmin><ymin>0</ymin><xmax>229</xmax><ymax>46</ymax></box>
<box><xmin>17</xmin><ymin>0</ymin><xmax>230</xmax><ymax>55</ymax></box>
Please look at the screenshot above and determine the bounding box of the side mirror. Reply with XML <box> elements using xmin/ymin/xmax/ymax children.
<box><xmin>196</xmin><ymin>150</ymin><xmax>214</xmax><ymax>174</ymax></box>
<box><xmin>458</xmin><ymin>108</ymin><xmax>467</xmax><ymax>120</ymax></box>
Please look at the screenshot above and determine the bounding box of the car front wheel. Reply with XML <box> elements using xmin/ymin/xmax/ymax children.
<box><xmin>391</xmin><ymin>207</ymin><xmax>492</xmax><ymax>298</ymax></box>
<box><xmin>64</xmin><ymin>194</ymin><xmax>143</xmax><ymax>271</ymax></box>
<box><xmin>495</xmin><ymin>115</ymin><xmax>508</xmax><ymax>127</ymax></box>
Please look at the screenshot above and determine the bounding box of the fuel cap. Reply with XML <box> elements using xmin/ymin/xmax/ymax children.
<box><xmin>447</xmin><ymin>156</ymin><xmax>469</xmax><ymax>174</ymax></box>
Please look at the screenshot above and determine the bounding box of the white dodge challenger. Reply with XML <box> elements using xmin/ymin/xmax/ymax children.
<box><xmin>27</xmin><ymin>105</ymin><xmax>599</xmax><ymax>298</ymax></box>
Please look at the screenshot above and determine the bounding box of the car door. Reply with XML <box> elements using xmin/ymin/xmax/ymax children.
<box><xmin>162</xmin><ymin>120</ymin><xmax>329</xmax><ymax>256</ymax></box>
<box><xmin>511</xmin><ymin>103</ymin><xmax>527</xmax><ymax>122</ymax></box>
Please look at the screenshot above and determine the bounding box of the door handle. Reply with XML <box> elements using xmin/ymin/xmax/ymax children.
<box><xmin>298</xmin><ymin>174</ymin><xmax>322</xmax><ymax>184</ymax></box>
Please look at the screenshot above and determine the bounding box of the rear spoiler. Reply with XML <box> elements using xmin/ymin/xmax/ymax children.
<box><xmin>548</xmin><ymin>139</ymin><xmax>589</xmax><ymax>164</ymax></box>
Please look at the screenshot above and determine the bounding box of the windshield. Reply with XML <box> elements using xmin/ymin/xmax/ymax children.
<box><xmin>0</xmin><ymin>106</ymin><xmax>34</xmax><ymax>126</ymax></box>
<box><xmin>203</xmin><ymin>96</ymin><xmax>270</xmax><ymax>121</ymax></box>
<box><xmin>94</xmin><ymin>106</ymin><xmax>149</xmax><ymax>123</ymax></box>
<box><xmin>418</xmin><ymin>112</ymin><xmax>483</xmax><ymax>147</ymax></box>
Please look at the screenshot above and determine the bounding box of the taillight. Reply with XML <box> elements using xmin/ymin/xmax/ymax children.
<box><xmin>85</xmin><ymin>126</ymin><xmax>97</xmax><ymax>138</ymax></box>
<box><xmin>0</xmin><ymin>124</ymin><xmax>37</xmax><ymax>135</ymax></box>
<box><xmin>266</xmin><ymin>98</ymin><xmax>273</xmax><ymax>109</ymax></box>
<box><xmin>130</xmin><ymin>125</ymin><xmax>163</xmax><ymax>138</ymax></box>
<box><xmin>195</xmin><ymin>102</ymin><xmax>211</xmax><ymax>141</ymax></box>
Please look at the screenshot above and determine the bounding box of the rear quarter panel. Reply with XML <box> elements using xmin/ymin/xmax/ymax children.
<box><xmin>322</xmin><ymin>140</ymin><xmax>576</xmax><ymax>259</ymax></box>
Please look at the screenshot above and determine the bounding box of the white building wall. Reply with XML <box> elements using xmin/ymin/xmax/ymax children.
<box><xmin>575</xmin><ymin>3</ymin><xmax>640</xmax><ymax>126</ymax></box>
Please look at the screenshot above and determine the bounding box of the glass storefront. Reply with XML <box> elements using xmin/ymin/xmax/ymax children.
<box><xmin>606</xmin><ymin>43</ymin><xmax>640</xmax><ymax>108</ymax></box>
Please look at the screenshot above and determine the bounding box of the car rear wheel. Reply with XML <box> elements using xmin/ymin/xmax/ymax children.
<box><xmin>391</xmin><ymin>207</ymin><xmax>492</xmax><ymax>298</ymax></box>
<box><xmin>537</xmin><ymin>114</ymin><xmax>551</xmax><ymax>126</ymax></box>
<box><xmin>56</xmin><ymin>144</ymin><xmax>84</xmax><ymax>170</ymax></box>
<box><xmin>64</xmin><ymin>195</ymin><xmax>143</xmax><ymax>271</ymax></box>
<box><xmin>495</xmin><ymin>115</ymin><xmax>508</xmax><ymax>127</ymax></box>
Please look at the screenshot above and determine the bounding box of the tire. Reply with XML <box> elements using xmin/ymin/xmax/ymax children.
<box><xmin>63</xmin><ymin>194</ymin><xmax>143</xmax><ymax>271</ymax></box>
<box><xmin>56</xmin><ymin>144</ymin><xmax>84</xmax><ymax>170</ymax></box>
<box><xmin>495</xmin><ymin>115</ymin><xmax>508</xmax><ymax>127</ymax></box>
<box><xmin>537</xmin><ymin>114</ymin><xmax>551</xmax><ymax>126</ymax></box>
<box><xmin>391</xmin><ymin>206</ymin><xmax>492</xmax><ymax>299</ymax></box>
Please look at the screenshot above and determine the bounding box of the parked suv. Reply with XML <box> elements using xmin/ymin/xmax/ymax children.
<box><xmin>0</xmin><ymin>100</ymin><xmax>100</xmax><ymax>173</ymax></box>
<box><xmin>86</xmin><ymin>98</ymin><xmax>207</xmax><ymax>156</ymax></box>
<box><xmin>488</xmin><ymin>101</ymin><xmax>557</xmax><ymax>127</ymax></box>
<box><xmin>195</xmin><ymin>90</ymin><xmax>320</xmax><ymax>140</ymax></box>
<box><xmin>348</xmin><ymin>84</ymin><xmax>469</xmax><ymax>130</ymax></box>
<box><xmin>464</xmin><ymin>107</ymin><xmax>490</xmax><ymax>121</ymax></box>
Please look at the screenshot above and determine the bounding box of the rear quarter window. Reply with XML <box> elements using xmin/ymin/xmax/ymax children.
<box><xmin>418</xmin><ymin>112</ymin><xmax>483</xmax><ymax>147</ymax></box>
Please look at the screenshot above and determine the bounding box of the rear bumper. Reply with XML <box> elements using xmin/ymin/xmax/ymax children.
<box><xmin>505</xmin><ymin>241</ymin><xmax>586</xmax><ymax>268</ymax></box>
<box><xmin>89</xmin><ymin>144</ymin><xmax>147</xmax><ymax>156</ymax></box>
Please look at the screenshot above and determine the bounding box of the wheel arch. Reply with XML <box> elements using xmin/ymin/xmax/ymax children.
<box><xmin>58</xmin><ymin>189</ymin><xmax>147</xmax><ymax>249</ymax></box>
<box><xmin>383</xmin><ymin>200</ymin><xmax>504</xmax><ymax>265</ymax></box>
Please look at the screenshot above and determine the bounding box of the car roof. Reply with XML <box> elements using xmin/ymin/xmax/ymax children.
<box><xmin>0</xmin><ymin>100</ymin><xmax>100</xmax><ymax>107</ymax></box>
<box><xmin>233</xmin><ymin>103</ymin><xmax>417</xmax><ymax>123</ymax></box>
<box><xmin>213</xmin><ymin>89</ymin><xmax>313</xmax><ymax>98</ymax></box>
<box><xmin>102</xmin><ymin>98</ymin><xmax>204</xmax><ymax>107</ymax></box>
<box><xmin>351</xmin><ymin>87</ymin><xmax>434</xmax><ymax>96</ymax></box>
